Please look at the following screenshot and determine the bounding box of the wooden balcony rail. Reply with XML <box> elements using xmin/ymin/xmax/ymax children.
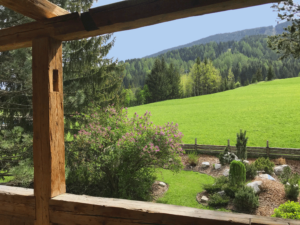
<box><xmin>0</xmin><ymin>185</ymin><xmax>299</xmax><ymax>225</ymax></box>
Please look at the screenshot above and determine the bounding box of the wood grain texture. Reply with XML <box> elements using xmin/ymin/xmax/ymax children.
<box><xmin>0</xmin><ymin>0</ymin><xmax>278</xmax><ymax>51</ymax></box>
<box><xmin>0</xmin><ymin>0</ymin><xmax>69</xmax><ymax>20</ymax></box>
<box><xmin>49</xmin><ymin>193</ymin><xmax>300</xmax><ymax>225</ymax></box>
<box><xmin>32</xmin><ymin>37</ymin><xmax>65</xmax><ymax>225</ymax></box>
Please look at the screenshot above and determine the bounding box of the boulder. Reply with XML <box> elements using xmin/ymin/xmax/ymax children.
<box><xmin>202</xmin><ymin>162</ymin><xmax>210</xmax><ymax>168</ymax></box>
<box><xmin>247</xmin><ymin>181</ymin><xmax>262</xmax><ymax>194</ymax></box>
<box><xmin>243</xmin><ymin>160</ymin><xmax>250</xmax><ymax>164</ymax></box>
<box><xmin>159</xmin><ymin>182</ymin><xmax>166</xmax><ymax>187</ymax></box>
<box><xmin>217</xmin><ymin>191</ymin><xmax>225</xmax><ymax>197</ymax></box>
<box><xmin>259</xmin><ymin>174</ymin><xmax>276</xmax><ymax>181</ymax></box>
<box><xmin>201</xmin><ymin>196</ymin><xmax>209</xmax><ymax>203</ymax></box>
<box><xmin>223</xmin><ymin>169</ymin><xmax>230</xmax><ymax>177</ymax></box>
<box><xmin>214</xmin><ymin>164</ymin><xmax>221</xmax><ymax>170</ymax></box>
<box><xmin>274</xmin><ymin>165</ymin><xmax>289</xmax><ymax>175</ymax></box>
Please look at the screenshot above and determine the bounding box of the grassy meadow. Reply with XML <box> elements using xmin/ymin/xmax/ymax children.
<box><xmin>128</xmin><ymin>78</ymin><xmax>300</xmax><ymax>148</ymax></box>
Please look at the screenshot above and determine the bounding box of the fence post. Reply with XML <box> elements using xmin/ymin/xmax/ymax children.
<box><xmin>227</xmin><ymin>139</ymin><xmax>231</xmax><ymax>152</ymax></box>
<box><xmin>195</xmin><ymin>138</ymin><xmax>197</xmax><ymax>153</ymax></box>
<box><xmin>266</xmin><ymin>140</ymin><xmax>270</xmax><ymax>157</ymax></box>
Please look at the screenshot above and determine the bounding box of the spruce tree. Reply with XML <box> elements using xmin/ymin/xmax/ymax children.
<box><xmin>0</xmin><ymin>0</ymin><xmax>124</xmax><ymax>132</ymax></box>
<box><xmin>255</xmin><ymin>68</ymin><xmax>263</xmax><ymax>82</ymax></box>
<box><xmin>267</xmin><ymin>65</ymin><xmax>275</xmax><ymax>81</ymax></box>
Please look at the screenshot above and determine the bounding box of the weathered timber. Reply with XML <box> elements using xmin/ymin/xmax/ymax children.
<box><xmin>0</xmin><ymin>0</ymin><xmax>69</xmax><ymax>20</ymax></box>
<box><xmin>49</xmin><ymin>193</ymin><xmax>300</xmax><ymax>225</ymax></box>
<box><xmin>0</xmin><ymin>0</ymin><xmax>278</xmax><ymax>51</ymax></box>
<box><xmin>0</xmin><ymin>185</ymin><xmax>35</xmax><ymax>222</ymax></box>
<box><xmin>32</xmin><ymin>37</ymin><xmax>65</xmax><ymax>225</ymax></box>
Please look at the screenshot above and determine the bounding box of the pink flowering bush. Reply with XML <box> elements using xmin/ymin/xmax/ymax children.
<box><xmin>66</xmin><ymin>105</ymin><xmax>183</xmax><ymax>200</ymax></box>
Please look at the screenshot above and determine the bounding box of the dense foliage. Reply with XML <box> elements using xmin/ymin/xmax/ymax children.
<box><xmin>236</xmin><ymin>129</ymin><xmax>248</xmax><ymax>160</ymax></box>
<box><xmin>272</xmin><ymin>201</ymin><xmax>300</xmax><ymax>220</ymax></box>
<box><xmin>66</xmin><ymin>105</ymin><xmax>183</xmax><ymax>200</ymax></box>
<box><xmin>0</xmin><ymin>127</ymin><xmax>32</xmax><ymax>180</ymax></box>
<box><xmin>284</xmin><ymin>173</ymin><xmax>300</xmax><ymax>200</ymax></box>
<box><xmin>202</xmin><ymin>176</ymin><xmax>228</xmax><ymax>194</ymax></box>
<box><xmin>244</xmin><ymin>163</ymin><xmax>258</xmax><ymax>180</ymax></box>
<box><xmin>254</xmin><ymin>157</ymin><xmax>275</xmax><ymax>174</ymax></box>
<box><xmin>208</xmin><ymin>193</ymin><xmax>230</xmax><ymax>207</ymax></box>
<box><xmin>234</xmin><ymin>186</ymin><xmax>259</xmax><ymax>212</ymax></box>
<box><xmin>229</xmin><ymin>160</ymin><xmax>246</xmax><ymax>186</ymax></box>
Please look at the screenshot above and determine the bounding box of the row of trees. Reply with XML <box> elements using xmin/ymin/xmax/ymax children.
<box><xmin>121</xmin><ymin>35</ymin><xmax>300</xmax><ymax>89</ymax></box>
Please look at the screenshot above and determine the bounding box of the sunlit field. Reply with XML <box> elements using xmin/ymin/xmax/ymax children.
<box><xmin>128</xmin><ymin>78</ymin><xmax>300</xmax><ymax>148</ymax></box>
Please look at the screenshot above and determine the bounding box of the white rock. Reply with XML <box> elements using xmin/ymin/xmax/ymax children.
<box><xmin>217</xmin><ymin>191</ymin><xmax>225</xmax><ymax>197</ymax></box>
<box><xmin>259</xmin><ymin>174</ymin><xmax>276</xmax><ymax>181</ymax></box>
<box><xmin>214</xmin><ymin>164</ymin><xmax>221</xmax><ymax>170</ymax></box>
<box><xmin>274</xmin><ymin>165</ymin><xmax>289</xmax><ymax>175</ymax></box>
<box><xmin>243</xmin><ymin>160</ymin><xmax>250</xmax><ymax>164</ymax></box>
<box><xmin>223</xmin><ymin>169</ymin><xmax>230</xmax><ymax>177</ymax></box>
<box><xmin>202</xmin><ymin>162</ymin><xmax>210</xmax><ymax>168</ymax></box>
<box><xmin>286</xmin><ymin>182</ymin><xmax>290</xmax><ymax>186</ymax></box>
<box><xmin>247</xmin><ymin>181</ymin><xmax>262</xmax><ymax>194</ymax></box>
<box><xmin>159</xmin><ymin>182</ymin><xmax>166</xmax><ymax>187</ymax></box>
<box><xmin>201</xmin><ymin>196</ymin><xmax>209</xmax><ymax>203</ymax></box>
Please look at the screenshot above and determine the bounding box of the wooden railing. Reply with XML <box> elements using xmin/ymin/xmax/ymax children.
<box><xmin>1</xmin><ymin>185</ymin><xmax>300</xmax><ymax>225</ymax></box>
<box><xmin>182</xmin><ymin>139</ymin><xmax>300</xmax><ymax>159</ymax></box>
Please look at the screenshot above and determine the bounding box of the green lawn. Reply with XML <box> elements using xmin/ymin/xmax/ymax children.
<box><xmin>128</xmin><ymin>78</ymin><xmax>300</xmax><ymax>148</ymax></box>
<box><xmin>0</xmin><ymin>176</ymin><xmax>14</xmax><ymax>183</ymax></box>
<box><xmin>155</xmin><ymin>169</ymin><xmax>228</xmax><ymax>210</ymax></box>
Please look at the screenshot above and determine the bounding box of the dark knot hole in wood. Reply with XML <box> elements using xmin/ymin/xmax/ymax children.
<box><xmin>53</xmin><ymin>69</ymin><xmax>59</xmax><ymax>92</ymax></box>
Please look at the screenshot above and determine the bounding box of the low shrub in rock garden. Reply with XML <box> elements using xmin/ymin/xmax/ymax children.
<box><xmin>187</xmin><ymin>152</ymin><xmax>198</xmax><ymax>166</ymax></box>
<box><xmin>223</xmin><ymin>184</ymin><xmax>239</xmax><ymax>198</ymax></box>
<box><xmin>234</xmin><ymin>186</ymin><xmax>259</xmax><ymax>212</ymax></box>
<box><xmin>254</xmin><ymin>157</ymin><xmax>275</xmax><ymax>175</ymax></box>
<box><xmin>244</xmin><ymin>163</ymin><xmax>257</xmax><ymax>180</ymax></box>
<box><xmin>202</xmin><ymin>176</ymin><xmax>228</xmax><ymax>194</ymax></box>
<box><xmin>208</xmin><ymin>193</ymin><xmax>230</xmax><ymax>207</ymax></box>
<box><xmin>285</xmin><ymin>173</ymin><xmax>300</xmax><ymax>200</ymax></box>
<box><xmin>279</xmin><ymin>166</ymin><xmax>292</xmax><ymax>185</ymax></box>
<box><xmin>272</xmin><ymin>201</ymin><xmax>300</xmax><ymax>220</ymax></box>
<box><xmin>218</xmin><ymin>146</ymin><xmax>236</xmax><ymax>166</ymax></box>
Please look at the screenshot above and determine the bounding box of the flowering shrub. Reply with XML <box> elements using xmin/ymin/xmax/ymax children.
<box><xmin>66</xmin><ymin>105</ymin><xmax>183</xmax><ymax>200</ymax></box>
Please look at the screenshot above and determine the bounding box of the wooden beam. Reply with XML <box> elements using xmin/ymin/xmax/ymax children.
<box><xmin>0</xmin><ymin>0</ymin><xmax>69</xmax><ymax>20</ymax></box>
<box><xmin>49</xmin><ymin>193</ymin><xmax>300</xmax><ymax>225</ymax></box>
<box><xmin>0</xmin><ymin>0</ymin><xmax>279</xmax><ymax>52</ymax></box>
<box><xmin>32</xmin><ymin>37</ymin><xmax>65</xmax><ymax>225</ymax></box>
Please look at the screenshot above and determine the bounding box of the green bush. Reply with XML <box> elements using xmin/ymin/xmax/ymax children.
<box><xmin>254</xmin><ymin>157</ymin><xmax>275</xmax><ymax>174</ymax></box>
<box><xmin>187</xmin><ymin>152</ymin><xmax>198</xmax><ymax>166</ymax></box>
<box><xmin>66</xmin><ymin>106</ymin><xmax>184</xmax><ymax>200</ymax></box>
<box><xmin>235</xmin><ymin>81</ymin><xmax>241</xmax><ymax>88</ymax></box>
<box><xmin>223</xmin><ymin>184</ymin><xmax>239</xmax><ymax>198</ymax></box>
<box><xmin>279</xmin><ymin>166</ymin><xmax>292</xmax><ymax>184</ymax></box>
<box><xmin>203</xmin><ymin>176</ymin><xmax>228</xmax><ymax>194</ymax></box>
<box><xmin>236</xmin><ymin>129</ymin><xmax>248</xmax><ymax>160</ymax></box>
<box><xmin>272</xmin><ymin>201</ymin><xmax>300</xmax><ymax>220</ymax></box>
<box><xmin>285</xmin><ymin>173</ymin><xmax>300</xmax><ymax>200</ymax></box>
<box><xmin>244</xmin><ymin>163</ymin><xmax>257</xmax><ymax>180</ymax></box>
<box><xmin>219</xmin><ymin>146</ymin><xmax>235</xmax><ymax>166</ymax></box>
<box><xmin>208</xmin><ymin>193</ymin><xmax>230</xmax><ymax>207</ymax></box>
<box><xmin>9</xmin><ymin>159</ymin><xmax>34</xmax><ymax>188</ymax></box>
<box><xmin>234</xmin><ymin>186</ymin><xmax>259</xmax><ymax>212</ymax></box>
<box><xmin>229</xmin><ymin>160</ymin><xmax>246</xmax><ymax>186</ymax></box>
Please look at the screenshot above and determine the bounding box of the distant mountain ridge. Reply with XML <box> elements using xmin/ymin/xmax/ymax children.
<box><xmin>143</xmin><ymin>21</ymin><xmax>292</xmax><ymax>59</ymax></box>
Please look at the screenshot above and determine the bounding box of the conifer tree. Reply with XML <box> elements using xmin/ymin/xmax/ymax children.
<box><xmin>0</xmin><ymin>0</ymin><xmax>124</xmax><ymax>132</ymax></box>
<box><xmin>255</xmin><ymin>68</ymin><xmax>263</xmax><ymax>82</ymax></box>
<box><xmin>267</xmin><ymin>65</ymin><xmax>275</xmax><ymax>81</ymax></box>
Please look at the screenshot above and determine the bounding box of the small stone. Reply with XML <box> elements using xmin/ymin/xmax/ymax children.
<box><xmin>202</xmin><ymin>162</ymin><xmax>210</xmax><ymax>168</ymax></box>
<box><xmin>274</xmin><ymin>165</ymin><xmax>289</xmax><ymax>175</ymax></box>
<box><xmin>159</xmin><ymin>182</ymin><xmax>166</xmax><ymax>187</ymax></box>
<box><xmin>217</xmin><ymin>191</ymin><xmax>225</xmax><ymax>197</ymax></box>
<box><xmin>214</xmin><ymin>164</ymin><xmax>221</xmax><ymax>170</ymax></box>
<box><xmin>247</xmin><ymin>181</ymin><xmax>262</xmax><ymax>194</ymax></box>
<box><xmin>243</xmin><ymin>160</ymin><xmax>249</xmax><ymax>164</ymax></box>
<box><xmin>169</xmin><ymin>158</ymin><xmax>173</xmax><ymax>162</ymax></box>
<box><xmin>223</xmin><ymin>169</ymin><xmax>230</xmax><ymax>177</ymax></box>
<box><xmin>286</xmin><ymin>182</ymin><xmax>290</xmax><ymax>186</ymax></box>
<box><xmin>201</xmin><ymin>196</ymin><xmax>209</xmax><ymax>203</ymax></box>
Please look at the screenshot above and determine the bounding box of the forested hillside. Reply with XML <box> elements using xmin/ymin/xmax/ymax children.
<box><xmin>121</xmin><ymin>35</ymin><xmax>300</xmax><ymax>90</ymax></box>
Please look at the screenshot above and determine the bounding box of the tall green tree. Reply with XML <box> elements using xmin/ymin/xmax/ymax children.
<box><xmin>267</xmin><ymin>65</ymin><xmax>275</xmax><ymax>81</ymax></box>
<box><xmin>167</xmin><ymin>63</ymin><xmax>182</xmax><ymax>99</ymax></box>
<box><xmin>0</xmin><ymin>0</ymin><xmax>124</xmax><ymax>132</ymax></box>
<box><xmin>255</xmin><ymin>68</ymin><xmax>263</xmax><ymax>82</ymax></box>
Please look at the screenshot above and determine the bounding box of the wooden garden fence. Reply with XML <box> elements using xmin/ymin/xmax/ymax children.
<box><xmin>182</xmin><ymin>139</ymin><xmax>300</xmax><ymax>159</ymax></box>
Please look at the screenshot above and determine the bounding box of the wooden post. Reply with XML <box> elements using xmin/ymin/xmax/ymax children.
<box><xmin>266</xmin><ymin>140</ymin><xmax>270</xmax><ymax>157</ymax></box>
<box><xmin>195</xmin><ymin>138</ymin><xmax>197</xmax><ymax>153</ymax></box>
<box><xmin>227</xmin><ymin>139</ymin><xmax>231</xmax><ymax>151</ymax></box>
<box><xmin>32</xmin><ymin>37</ymin><xmax>66</xmax><ymax>225</ymax></box>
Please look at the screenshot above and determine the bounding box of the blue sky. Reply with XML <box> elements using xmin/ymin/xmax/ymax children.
<box><xmin>93</xmin><ymin>1</ymin><xmax>279</xmax><ymax>61</ymax></box>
